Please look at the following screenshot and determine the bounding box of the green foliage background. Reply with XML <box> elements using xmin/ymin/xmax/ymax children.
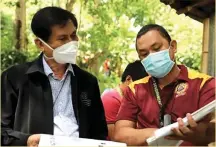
<box><xmin>1</xmin><ymin>0</ymin><xmax>203</xmax><ymax>93</ymax></box>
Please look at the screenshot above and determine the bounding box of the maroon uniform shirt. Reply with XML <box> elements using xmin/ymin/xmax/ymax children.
<box><xmin>117</xmin><ymin>65</ymin><xmax>215</xmax><ymax>145</ymax></box>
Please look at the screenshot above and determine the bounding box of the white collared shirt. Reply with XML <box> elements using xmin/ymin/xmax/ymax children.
<box><xmin>42</xmin><ymin>57</ymin><xmax>79</xmax><ymax>137</ymax></box>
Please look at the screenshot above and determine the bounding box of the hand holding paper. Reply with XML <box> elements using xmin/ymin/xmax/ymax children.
<box><xmin>166</xmin><ymin>113</ymin><xmax>213</xmax><ymax>145</ymax></box>
<box><xmin>147</xmin><ymin>100</ymin><xmax>216</xmax><ymax>146</ymax></box>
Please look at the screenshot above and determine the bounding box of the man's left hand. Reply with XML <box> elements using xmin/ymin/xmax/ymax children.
<box><xmin>165</xmin><ymin>113</ymin><xmax>212</xmax><ymax>145</ymax></box>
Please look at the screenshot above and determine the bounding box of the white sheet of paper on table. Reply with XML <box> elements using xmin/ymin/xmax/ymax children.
<box><xmin>39</xmin><ymin>134</ymin><xmax>127</xmax><ymax>146</ymax></box>
<box><xmin>147</xmin><ymin>100</ymin><xmax>216</xmax><ymax>146</ymax></box>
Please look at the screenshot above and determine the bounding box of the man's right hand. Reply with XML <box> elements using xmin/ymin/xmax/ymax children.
<box><xmin>166</xmin><ymin>113</ymin><xmax>214</xmax><ymax>145</ymax></box>
<box><xmin>27</xmin><ymin>134</ymin><xmax>41</xmax><ymax>147</ymax></box>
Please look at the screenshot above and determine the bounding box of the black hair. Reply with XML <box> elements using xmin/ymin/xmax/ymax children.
<box><xmin>135</xmin><ymin>24</ymin><xmax>171</xmax><ymax>49</ymax></box>
<box><xmin>31</xmin><ymin>6</ymin><xmax>78</xmax><ymax>42</ymax></box>
<box><xmin>121</xmin><ymin>60</ymin><xmax>148</xmax><ymax>82</ymax></box>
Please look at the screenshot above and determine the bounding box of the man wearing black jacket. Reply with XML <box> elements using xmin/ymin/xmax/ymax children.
<box><xmin>1</xmin><ymin>7</ymin><xmax>107</xmax><ymax>146</ymax></box>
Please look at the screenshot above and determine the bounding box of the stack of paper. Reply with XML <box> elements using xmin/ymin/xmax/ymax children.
<box><xmin>39</xmin><ymin>134</ymin><xmax>127</xmax><ymax>146</ymax></box>
<box><xmin>147</xmin><ymin>100</ymin><xmax>216</xmax><ymax>146</ymax></box>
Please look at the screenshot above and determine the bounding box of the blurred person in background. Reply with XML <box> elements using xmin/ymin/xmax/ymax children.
<box><xmin>102</xmin><ymin>60</ymin><xmax>148</xmax><ymax>140</ymax></box>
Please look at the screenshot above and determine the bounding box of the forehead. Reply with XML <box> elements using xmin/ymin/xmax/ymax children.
<box><xmin>137</xmin><ymin>30</ymin><xmax>167</xmax><ymax>49</ymax></box>
<box><xmin>51</xmin><ymin>20</ymin><xmax>76</xmax><ymax>36</ymax></box>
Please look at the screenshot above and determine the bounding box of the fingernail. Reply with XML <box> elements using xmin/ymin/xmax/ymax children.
<box><xmin>177</xmin><ymin>118</ymin><xmax>181</xmax><ymax>121</ymax></box>
<box><xmin>186</xmin><ymin>113</ymin><xmax>191</xmax><ymax>117</ymax></box>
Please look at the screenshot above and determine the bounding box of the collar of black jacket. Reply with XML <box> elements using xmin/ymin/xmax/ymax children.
<box><xmin>25</xmin><ymin>53</ymin><xmax>45</xmax><ymax>75</ymax></box>
<box><xmin>25</xmin><ymin>53</ymin><xmax>77</xmax><ymax>77</ymax></box>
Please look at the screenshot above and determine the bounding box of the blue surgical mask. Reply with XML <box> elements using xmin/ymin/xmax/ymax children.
<box><xmin>141</xmin><ymin>49</ymin><xmax>175</xmax><ymax>78</ymax></box>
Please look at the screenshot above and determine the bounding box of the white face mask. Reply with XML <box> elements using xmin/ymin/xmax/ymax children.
<box><xmin>38</xmin><ymin>38</ymin><xmax>78</xmax><ymax>64</ymax></box>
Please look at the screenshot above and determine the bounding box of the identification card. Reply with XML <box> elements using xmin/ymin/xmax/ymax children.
<box><xmin>163</xmin><ymin>114</ymin><xmax>171</xmax><ymax>126</ymax></box>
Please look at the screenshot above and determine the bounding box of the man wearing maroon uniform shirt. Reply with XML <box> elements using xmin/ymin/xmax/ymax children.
<box><xmin>114</xmin><ymin>24</ymin><xmax>215</xmax><ymax>146</ymax></box>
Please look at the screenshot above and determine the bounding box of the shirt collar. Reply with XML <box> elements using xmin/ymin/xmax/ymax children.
<box><xmin>176</xmin><ymin>65</ymin><xmax>189</xmax><ymax>82</ymax></box>
<box><xmin>42</xmin><ymin>56</ymin><xmax>75</xmax><ymax>77</ymax></box>
<box><xmin>67</xmin><ymin>63</ymin><xmax>75</xmax><ymax>76</ymax></box>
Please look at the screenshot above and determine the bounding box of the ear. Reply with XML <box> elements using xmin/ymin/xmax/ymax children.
<box><xmin>125</xmin><ymin>75</ymin><xmax>133</xmax><ymax>85</ymax></box>
<box><xmin>170</xmin><ymin>40</ymin><xmax>177</xmax><ymax>53</ymax></box>
<box><xmin>34</xmin><ymin>38</ymin><xmax>44</xmax><ymax>52</ymax></box>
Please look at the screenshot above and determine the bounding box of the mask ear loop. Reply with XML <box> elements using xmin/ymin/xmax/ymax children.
<box><xmin>43</xmin><ymin>53</ymin><xmax>54</xmax><ymax>60</ymax></box>
<box><xmin>168</xmin><ymin>40</ymin><xmax>176</xmax><ymax>62</ymax></box>
<box><xmin>168</xmin><ymin>40</ymin><xmax>174</xmax><ymax>50</ymax></box>
<box><xmin>37</xmin><ymin>38</ymin><xmax>54</xmax><ymax>60</ymax></box>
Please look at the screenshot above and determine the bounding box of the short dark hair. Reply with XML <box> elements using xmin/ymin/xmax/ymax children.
<box><xmin>136</xmin><ymin>24</ymin><xmax>171</xmax><ymax>49</ymax></box>
<box><xmin>121</xmin><ymin>60</ymin><xmax>148</xmax><ymax>82</ymax></box>
<box><xmin>31</xmin><ymin>7</ymin><xmax>78</xmax><ymax>42</ymax></box>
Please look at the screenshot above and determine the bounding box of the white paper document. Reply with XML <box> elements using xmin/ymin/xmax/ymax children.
<box><xmin>39</xmin><ymin>134</ymin><xmax>127</xmax><ymax>146</ymax></box>
<box><xmin>147</xmin><ymin>100</ymin><xmax>216</xmax><ymax>146</ymax></box>
<box><xmin>147</xmin><ymin>137</ymin><xmax>183</xmax><ymax>146</ymax></box>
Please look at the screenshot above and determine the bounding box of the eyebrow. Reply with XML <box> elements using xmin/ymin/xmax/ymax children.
<box><xmin>139</xmin><ymin>42</ymin><xmax>162</xmax><ymax>51</ymax></box>
<box><xmin>151</xmin><ymin>42</ymin><xmax>162</xmax><ymax>48</ymax></box>
<box><xmin>57</xmin><ymin>30</ymin><xmax>77</xmax><ymax>38</ymax></box>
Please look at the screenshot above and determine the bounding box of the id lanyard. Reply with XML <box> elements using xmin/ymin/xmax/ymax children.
<box><xmin>53</xmin><ymin>73</ymin><xmax>68</xmax><ymax>107</ymax></box>
<box><xmin>152</xmin><ymin>78</ymin><xmax>177</xmax><ymax>127</ymax></box>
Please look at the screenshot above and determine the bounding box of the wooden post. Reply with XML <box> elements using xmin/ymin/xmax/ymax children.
<box><xmin>201</xmin><ymin>13</ymin><xmax>215</xmax><ymax>76</ymax></box>
<box><xmin>207</xmin><ymin>14</ymin><xmax>215</xmax><ymax>76</ymax></box>
<box><xmin>15</xmin><ymin>0</ymin><xmax>26</xmax><ymax>50</ymax></box>
<box><xmin>201</xmin><ymin>18</ymin><xmax>209</xmax><ymax>74</ymax></box>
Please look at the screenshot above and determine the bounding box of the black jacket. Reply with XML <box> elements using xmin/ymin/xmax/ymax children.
<box><xmin>1</xmin><ymin>54</ymin><xmax>108</xmax><ymax>146</ymax></box>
